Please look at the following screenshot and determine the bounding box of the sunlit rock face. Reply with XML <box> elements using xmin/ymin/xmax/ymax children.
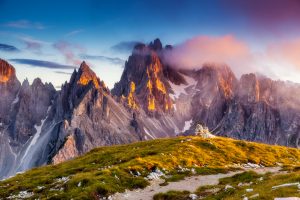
<box><xmin>52</xmin><ymin>134</ymin><xmax>78</xmax><ymax>165</ymax></box>
<box><xmin>127</xmin><ymin>81</ymin><xmax>138</xmax><ymax>109</ymax></box>
<box><xmin>112</xmin><ymin>39</ymin><xmax>175</xmax><ymax>114</ymax></box>
<box><xmin>76</xmin><ymin>61</ymin><xmax>101</xmax><ymax>88</ymax></box>
<box><xmin>0</xmin><ymin>59</ymin><xmax>17</xmax><ymax>83</ymax></box>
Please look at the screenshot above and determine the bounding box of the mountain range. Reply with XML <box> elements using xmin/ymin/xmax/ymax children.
<box><xmin>1</xmin><ymin>38</ymin><xmax>300</xmax><ymax>179</ymax></box>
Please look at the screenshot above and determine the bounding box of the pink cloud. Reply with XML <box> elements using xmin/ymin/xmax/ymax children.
<box><xmin>18</xmin><ymin>36</ymin><xmax>49</xmax><ymax>54</ymax></box>
<box><xmin>267</xmin><ymin>39</ymin><xmax>300</xmax><ymax>70</ymax></box>
<box><xmin>4</xmin><ymin>20</ymin><xmax>46</xmax><ymax>29</ymax></box>
<box><xmin>53</xmin><ymin>41</ymin><xmax>85</xmax><ymax>65</ymax></box>
<box><xmin>163</xmin><ymin>35</ymin><xmax>254</xmax><ymax>76</ymax></box>
<box><xmin>162</xmin><ymin>35</ymin><xmax>300</xmax><ymax>83</ymax></box>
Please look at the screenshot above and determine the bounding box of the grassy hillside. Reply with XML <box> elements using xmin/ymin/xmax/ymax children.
<box><xmin>0</xmin><ymin>136</ymin><xmax>300</xmax><ymax>199</ymax></box>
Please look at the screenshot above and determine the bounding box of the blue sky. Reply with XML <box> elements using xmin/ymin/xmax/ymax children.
<box><xmin>1</xmin><ymin>0</ymin><xmax>300</xmax><ymax>88</ymax></box>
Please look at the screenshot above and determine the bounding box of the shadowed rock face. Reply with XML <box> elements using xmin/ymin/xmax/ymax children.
<box><xmin>1</xmin><ymin>38</ymin><xmax>300</xmax><ymax>179</ymax></box>
<box><xmin>0</xmin><ymin>59</ymin><xmax>56</xmax><ymax>179</ymax></box>
<box><xmin>238</xmin><ymin>73</ymin><xmax>260</xmax><ymax>103</ymax></box>
<box><xmin>190</xmin><ymin>65</ymin><xmax>238</xmax><ymax>130</ymax></box>
<box><xmin>9</xmin><ymin>78</ymin><xmax>56</xmax><ymax>143</ymax></box>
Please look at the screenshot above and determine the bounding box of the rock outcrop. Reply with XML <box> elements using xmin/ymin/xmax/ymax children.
<box><xmin>194</xmin><ymin>124</ymin><xmax>215</xmax><ymax>138</ymax></box>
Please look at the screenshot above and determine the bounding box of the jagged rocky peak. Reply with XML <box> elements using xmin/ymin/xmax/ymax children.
<box><xmin>32</xmin><ymin>77</ymin><xmax>43</xmax><ymax>86</ymax></box>
<box><xmin>11</xmin><ymin>77</ymin><xmax>56</xmax><ymax>143</ymax></box>
<box><xmin>165</xmin><ymin>44</ymin><xmax>173</xmax><ymax>50</ymax></box>
<box><xmin>112</xmin><ymin>39</ymin><xmax>173</xmax><ymax>114</ymax></box>
<box><xmin>21</xmin><ymin>78</ymin><xmax>30</xmax><ymax>88</ymax></box>
<box><xmin>63</xmin><ymin>61</ymin><xmax>108</xmax><ymax>96</ymax></box>
<box><xmin>0</xmin><ymin>59</ymin><xmax>18</xmax><ymax>83</ymax></box>
<box><xmin>149</xmin><ymin>38</ymin><xmax>163</xmax><ymax>51</ymax></box>
<box><xmin>133</xmin><ymin>43</ymin><xmax>147</xmax><ymax>52</ymax></box>
<box><xmin>57</xmin><ymin>61</ymin><xmax>110</xmax><ymax>120</ymax></box>
<box><xmin>31</xmin><ymin>77</ymin><xmax>55</xmax><ymax>91</ymax></box>
<box><xmin>19</xmin><ymin>77</ymin><xmax>55</xmax><ymax>93</ymax></box>
<box><xmin>133</xmin><ymin>38</ymin><xmax>163</xmax><ymax>52</ymax></box>
<box><xmin>75</xmin><ymin>61</ymin><xmax>101</xmax><ymax>89</ymax></box>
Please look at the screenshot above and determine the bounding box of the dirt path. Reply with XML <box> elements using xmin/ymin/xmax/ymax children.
<box><xmin>112</xmin><ymin>167</ymin><xmax>281</xmax><ymax>200</ymax></box>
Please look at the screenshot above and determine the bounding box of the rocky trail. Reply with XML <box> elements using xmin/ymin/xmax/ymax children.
<box><xmin>112</xmin><ymin>167</ymin><xmax>281</xmax><ymax>200</ymax></box>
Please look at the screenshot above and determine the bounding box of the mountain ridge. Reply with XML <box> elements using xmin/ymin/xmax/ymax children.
<box><xmin>1</xmin><ymin>38</ymin><xmax>300</xmax><ymax>179</ymax></box>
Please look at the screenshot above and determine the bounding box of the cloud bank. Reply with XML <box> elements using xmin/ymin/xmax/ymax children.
<box><xmin>19</xmin><ymin>36</ymin><xmax>49</xmax><ymax>53</ymax></box>
<box><xmin>163</xmin><ymin>35</ymin><xmax>254</xmax><ymax>76</ymax></box>
<box><xmin>54</xmin><ymin>71</ymin><xmax>73</xmax><ymax>75</ymax></box>
<box><xmin>65</xmin><ymin>29</ymin><xmax>84</xmax><ymax>37</ymax></box>
<box><xmin>53</xmin><ymin>41</ymin><xmax>85</xmax><ymax>65</ymax></box>
<box><xmin>0</xmin><ymin>43</ymin><xmax>20</xmax><ymax>52</ymax></box>
<box><xmin>4</xmin><ymin>20</ymin><xmax>46</xmax><ymax>29</ymax></box>
<box><xmin>9</xmin><ymin>59</ymin><xmax>76</xmax><ymax>69</ymax></box>
<box><xmin>111</xmin><ymin>41</ymin><xmax>140</xmax><ymax>53</ymax></box>
<box><xmin>80</xmin><ymin>54</ymin><xmax>125</xmax><ymax>65</ymax></box>
<box><xmin>162</xmin><ymin>34</ymin><xmax>300</xmax><ymax>82</ymax></box>
<box><xmin>267</xmin><ymin>38</ymin><xmax>300</xmax><ymax>70</ymax></box>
